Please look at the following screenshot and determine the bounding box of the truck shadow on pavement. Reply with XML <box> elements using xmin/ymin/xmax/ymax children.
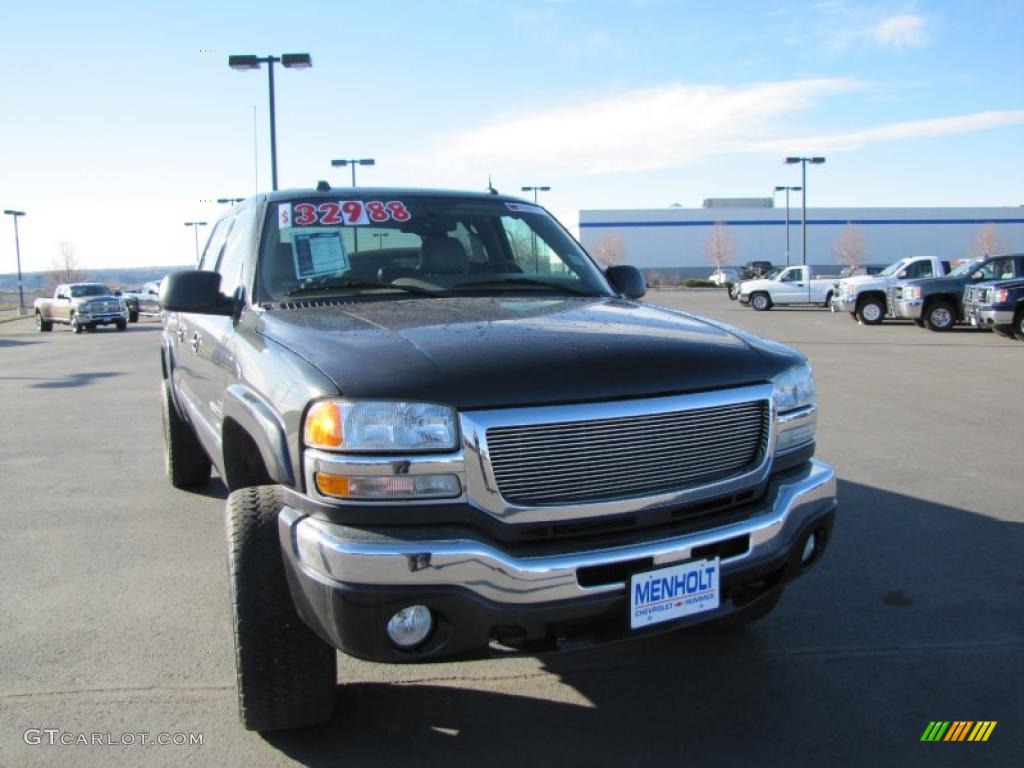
<box><xmin>30</xmin><ymin>371</ymin><xmax>122</xmax><ymax>389</ymax></box>
<box><xmin>262</xmin><ymin>480</ymin><xmax>1022</xmax><ymax>768</ymax></box>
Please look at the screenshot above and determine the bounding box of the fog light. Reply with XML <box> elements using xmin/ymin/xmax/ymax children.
<box><xmin>387</xmin><ymin>605</ymin><xmax>433</xmax><ymax>649</ymax></box>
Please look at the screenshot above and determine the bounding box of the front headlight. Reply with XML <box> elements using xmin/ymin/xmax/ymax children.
<box><xmin>772</xmin><ymin>362</ymin><xmax>815</xmax><ymax>413</ymax></box>
<box><xmin>902</xmin><ymin>286</ymin><xmax>921</xmax><ymax>301</ymax></box>
<box><xmin>304</xmin><ymin>400</ymin><xmax>458</xmax><ymax>452</ymax></box>
<box><xmin>772</xmin><ymin>362</ymin><xmax>817</xmax><ymax>454</ymax></box>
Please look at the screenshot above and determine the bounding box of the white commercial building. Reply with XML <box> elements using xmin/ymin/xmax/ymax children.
<box><xmin>579</xmin><ymin>206</ymin><xmax>1024</xmax><ymax>276</ymax></box>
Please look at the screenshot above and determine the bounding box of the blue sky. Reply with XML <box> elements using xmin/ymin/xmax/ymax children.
<box><xmin>1</xmin><ymin>0</ymin><xmax>1022</xmax><ymax>272</ymax></box>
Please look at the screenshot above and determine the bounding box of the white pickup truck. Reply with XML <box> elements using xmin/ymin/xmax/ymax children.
<box><xmin>739</xmin><ymin>266</ymin><xmax>837</xmax><ymax>311</ymax></box>
<box><xmin>831</xmin><ymin>256</ymin><xmax>953</xmax><ymax>325</ymax></box>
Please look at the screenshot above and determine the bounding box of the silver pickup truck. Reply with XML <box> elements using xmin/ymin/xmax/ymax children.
<box><xmin>33</xmin><ymin>283</ymin><xmax>128</xmax><ymax>333</ymax></box>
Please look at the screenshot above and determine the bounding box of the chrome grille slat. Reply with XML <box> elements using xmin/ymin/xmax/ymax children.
<box><xmin>485</xmin><ymin>399</ymin><xmax>768</xmax><ymax>505</ymax></box>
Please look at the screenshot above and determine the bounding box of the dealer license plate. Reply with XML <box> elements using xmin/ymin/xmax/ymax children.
<box><xmin>629</xmin><ymin>558</ymin><xmax>720</xmax><ymax>630</ymax></box>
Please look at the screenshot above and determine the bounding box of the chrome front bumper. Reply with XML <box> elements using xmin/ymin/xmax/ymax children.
<box><xmin>971</xmin><ymin>308</ymin><xmax>1014</xmax><ymax>327</ymax></box>
<box><xmin>833</xmin><ymin>296</ymin><xmax>858</xmax><ymax>313</ymax></box>
<box><xmin>282</xmin><ymin>459</ymin><xmax>836</xmax><ymax>606</ymax></box>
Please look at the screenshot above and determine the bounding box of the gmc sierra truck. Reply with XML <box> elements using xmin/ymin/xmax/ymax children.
<box><xmin>738</xmin><ymin>265</ymin><xmax>838</xmax><ymax>310</ymax></box>
<box><xmin>832</xmin><ymin>255</ymin><xmax>952</xmax><ymax>325</ymax></box>
<box><xmin>159</xmin><ymin>187</ymin><xmax>837</xmax><ymax>732</ymax></box>
<box><xmin>891</xmin><ymin>253</ymin><xmax>1024</xmax><ymax>331</ymax></box>
<box><xmin>963</xmin><ymin>276</ymin><xmax>1024</xmax><ymax>340</ymax></box>
<box><xmin>33</xmin><ymin>283</ymin><xmax>128</xmax><ymax>333</ymax></box>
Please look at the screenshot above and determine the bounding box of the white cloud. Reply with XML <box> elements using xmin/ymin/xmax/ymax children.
<box><xmin>403</xmin><ymin>80</ymin><xmax>1024</xmax><ymax>182</ymax></box>
<box><xmin>873</xmin><ymin>14</ymin><xmax>929</xmax><ymax>49</ymax></box>
<box><xmin>415</xmin><ymin>78</ymin><xmax>863</xmax><ymax>177</ymax></box>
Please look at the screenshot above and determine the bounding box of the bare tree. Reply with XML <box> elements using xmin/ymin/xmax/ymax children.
<box><xmin>46</xmin><ymin>241</ymin><xmax>87</xmax><ymax>292</ymax></box>
<box><xmin>704</xmin><ymin>221</ymin><xmax>735</xmax><ymax>270</ymax></box>
<box><xmin>590</xmin><ymin>233</ymin><xmax>627</xmax><ymax>267</ymax></box>
<box><xmin>832</xmin><ymin>222</ymin><xmax>867</xmax><ymax>266</ymax></box>
<box><xmin>970</xmin><ymin>223</ymin><xmax>1008</xmax><ymax>257</ymax></box>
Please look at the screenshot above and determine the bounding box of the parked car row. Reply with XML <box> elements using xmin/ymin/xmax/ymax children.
<box><xmin>719</xmin><ymin>254</ymin><xmax>1024</xmax><ymax>341</ymax></box>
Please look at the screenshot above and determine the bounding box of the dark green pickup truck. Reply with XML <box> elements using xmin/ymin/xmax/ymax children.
<box><xmin>158</xmin><ymin>186</ymin><xmax>836</xmax><ymax>732</ymax></box>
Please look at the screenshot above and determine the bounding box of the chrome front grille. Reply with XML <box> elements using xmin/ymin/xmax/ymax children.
<box><xmin>484</xmin><ymin>400</ymin><xmax>769</xmax><ymax>506</ymax></box>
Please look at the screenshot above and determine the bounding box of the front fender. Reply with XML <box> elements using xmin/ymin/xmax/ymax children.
<box><xmin>222</xmin><ymin>384</ymin><xmax>295</xmax><ymax>486</ymax></box>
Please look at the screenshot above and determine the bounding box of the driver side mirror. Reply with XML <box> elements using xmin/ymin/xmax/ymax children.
<box><xmin>605</xmin><ymin>265</ymin><xmax>646</xmax><ymax>299</ymax></box>
<box><xmin>160</xmin><ymin>270</ymin><xmax>236</xmax><ymax>315</ymax></box>
<box><xmin>897</xmin><ymin>270</ymin><xmax>908</xmax><ymax>279</ymax></box>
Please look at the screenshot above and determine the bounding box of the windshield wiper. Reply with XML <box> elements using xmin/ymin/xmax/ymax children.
<box><xmin>452</xmin><ymin>278</ymin><xmax>599</xmax><ymax>297</ymax></box>
<box><xmin>284</xmin><ymin>279</ymin><xmax>445</xmax><ymax>298</ymax></box>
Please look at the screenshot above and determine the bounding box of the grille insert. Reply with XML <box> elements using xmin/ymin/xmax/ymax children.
<box><xmin>486</xmin><ymin>400</ymin><xmax>768</xmax><ymax>505</ymax></box>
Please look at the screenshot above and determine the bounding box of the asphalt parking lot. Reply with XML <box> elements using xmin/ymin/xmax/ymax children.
<box><xmin>0</xmin><ymin>293</ymin><xmax>1021</xmax><ymax>767</ymax></box>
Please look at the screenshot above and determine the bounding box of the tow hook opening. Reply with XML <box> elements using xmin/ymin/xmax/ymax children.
<box><xmin>800</xmin><ymin>527</ymin><xmax>828</xmax><ymax>569</ymax></box>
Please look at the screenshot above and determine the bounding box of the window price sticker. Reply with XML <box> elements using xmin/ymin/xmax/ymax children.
<box><xmin>282</xmin><ymin>201</ymin><xmax>412</xmax><ymax>227</ymax></box>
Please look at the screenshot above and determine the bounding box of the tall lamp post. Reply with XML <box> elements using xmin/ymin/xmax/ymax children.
<box><xmin>772</xmin><ymin>185</ymin><xmax>802</xmax><ymax>267</ymax></box>
<box><xmin>520</xmin><ymin>186</ymin><xmax>550</xmax><ymax>271</ymax></box>
<box><xmin>372</xmin><ymin>233</ymin><xmax>389</xmax><ymax>253</ymax></box>
<box><xmin>184</xmin><ymin>221</ymin><xmax>208</xmax><ymax>262</ymax></box>
<box><xmin>3</xmin><ymin>209</ymin><xmax>26</xmax><ymax>314</ymax></box>
<box><xmin>520</xmin><ymin>185</ymin><xmax>550</xmax><ymax>204</ymax></box>
<box><xmin>331</xmin><ymin>158</ymin><xmax>376</xmax><ymax>186</ymax></box>
<box><xmin>784</xmin><ymin>157</ymin><xmax>825</xmax><ymax>266</ymax></box>
<box><xmin>217</xmin><ymin>197</ymin><xmax>244</xmax><ymax>206</ymax></box>
<box><xmin>228</xmin><ymin>53</ymin><xmax>313</xmax><ymax>191</ymax></box>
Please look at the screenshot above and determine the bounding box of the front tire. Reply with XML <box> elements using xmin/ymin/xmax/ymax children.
<box><xmin>856</xmin><ymin>297</ymin><xmax>885</xmax><ymax>325</ymax></box>
<box><xmin>1014</xmin><ymin>311</ymin><xmax>1024</xmax><ymax>342</ymax></box>
<box><xmin>161</xmin><ymin>380</ymin><xmax>212</xmax><ymax>488</ymax></box>
<box><xmin>750</xmin><ymin>292</ymin><xmax>772</xmax><ymax>311</ymax></box>
<box><xmin>227</xmin><ymin>485</ymin><xmax>337</xmax><ymax>732</ymax></box>
<box><xmin>36</xmin><ymin>313</ymin><xmax>53</xmax><ymax>332</ymax></box>
<box><xmin>822</xmin><ymin>291</ymin><xmax>833</xmax><ymax>308</ymax></box>
<box><xmin>924</xmin><ymin>301</ymin><xmax>957</xmax><ymax>332</ymax></box>
<box><xmin>70</xmin><ymin>314</ymin><xmax>83</xmax><ymax>334</ymax></box>
<box><xmin>116</xmin><ymin>319</ymin><xmax>127</xmax><ymax>331</ymax></box>
<box><xmin>129</xmin><ymin>310</ymin><xmax>139</xmax><ymax>323</ymax></box>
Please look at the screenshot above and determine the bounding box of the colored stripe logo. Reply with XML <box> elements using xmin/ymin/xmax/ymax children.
<box><xmin>921</xmin><ymin>721</ymin><xmax>997</xmax><ymax>742</ymax></box>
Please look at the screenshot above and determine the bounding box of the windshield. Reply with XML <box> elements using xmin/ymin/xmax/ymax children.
<box><xmin>70</xmin><ymin>284</ymin><xmax>112</xmax><ymax>297</ymax></box>
<box><xmin>950</xmin><ymin>258</ymin><xmax>984</xmax><ymax>277</ymax></box>
<box><xmin>879</xmin><ymin>259</ymin><xmax>910</xmax><ymax>277</ymax></box>
<box><xmin>257</xmin><ymin>196</ymin><xmax>612</xmax><ymax>302</ymax></box>
<box><xmin>761</xmin><ymin>267</ymin><xmax>783</xmax><ymax>280</ymax></box>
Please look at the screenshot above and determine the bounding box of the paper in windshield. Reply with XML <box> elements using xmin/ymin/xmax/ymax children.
<box><xmin>292</xmin><ymin>231</ymin><xmax>349</xmax><ymax>279</ymax></box>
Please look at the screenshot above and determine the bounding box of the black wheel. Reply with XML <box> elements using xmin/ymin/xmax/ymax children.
<box><xmin>116</xmin><ymin>320</ymin><xmax>127</xmax><ymax>331</ymax></box>
<box><xmin>129</xmin><ymin>310</ymin><xmax>139</xmax><ymax>323</ymax></box>
<box><xmin>856</xmin><ymin>296</ymin><xmax>885</xmax><ymax>325</ymax></box>
<box><xmin>1014</xmin><ymin>311</ymin><xmax>1024</xmax><ymax>342</ymax></box>
<box><xmin>992</xmin><ymin>327</ymin><xmax>1013</xmax><ymax>338</ymax></box>
<box><xmin>750</xmin><ymin>292</ymin><xmax>772</xmax><ymax>311</ymax></box>
<box><xmin>822</xmin><ymin>291</ymin><xmax>833</xmax><ymax>308</ymax></box>
<box><xmin>706</xmin><ymin>590</ymin><xmax>783</xmax><ymax>631</ymax></box>
<box><xmin>728</xmin><ymin>283</ymin><xmax>740</xmax><ymax>300</ymax></box>
<box><xmin>70</xmin><ymin>314</ymin><xmax>83</xmax><ymax>334</ymax></box>
<box><xmin>227</xmin><ymin>485</ymin><xmax>337</xmax><ymax>732</ymax></box>
<box><xmin>912</xmin><ymin>319</ymin><xmax>925</xmax><ymax>328</ymax></box>
<box><xmin>161</xmin><ymin>380</ymin><xmax>212</xmax><ymax>488</ymax></box>
<box><xmin>924</xmin><ymin>300</ymin><xmax>956</xmax><ymax>332</ymax></box>
<box><xmin>36</xmin><ymin>313</ymin><xmax>53</xmax><ymax>332</ymax></box>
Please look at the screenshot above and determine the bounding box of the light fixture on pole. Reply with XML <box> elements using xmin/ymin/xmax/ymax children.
<box><xmin>520</xmin><ymin>185</ymin><xmax>550</xmax><ymax>204</ymax></box>
<box><xmin>3</xmin><ymin>209</ymin><xmax>26</xmax><ymax>314</ymax></box>
<box><xmin>330</xmin><ymin>158</ymin><xmax>376</xmax><ymax>187</ymax></box>
<box><xmin>228</xmin><ymin>53</ymin><xmax>313</xmax><ymax>191</ymax></box>
<box><xmin>772</xmin><ymin>185</ymin><xmax>802</xmax><ymax>267</ymax></box>
<box><xmin>184</xmin><ymin>221</ymin><xmax>208</xmax><ymax>262</ymax></box>
<box><xmin>372</xmin><ymin>232</ymin><xmax>389</xmax><ymax>253</ymax></box>
<box><xmin>217</xmin><ymin>197</ymin><xmax>245</xmax><ymax>206</ymax></box>
<box><xmin>784</xmin><ymin>157</ymin><xmax>825</xmax><ymax>266</ymax></box>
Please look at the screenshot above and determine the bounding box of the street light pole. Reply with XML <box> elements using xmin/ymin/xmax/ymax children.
<box><xmin>3</xmin><ymin>210</ymin><xmax>26</xmax><ymax>314</ymax></box>
<box><xmin>520</xmin><ymin>186</ymin><xmax>550</xmax><ymax>272</ymax></box>
<box><xmin>229</xmin><ymin>53</ymin><xmax>313</xmax><ymax>191</ymax></box>
<box><xmin>330</xmin><ymin>158</ymin><xmax>376</xmax><ymax>187</ymax></box>
<box><xmin>217</xmin><ymin>197</ymin><xmax>245</xmax><ymax>206</ymax></box>
<box><xmin>784</xmin><ymin>157</ymin><xmax>825</xmax><ymax>266</ymax></box>
<box><xmin>773</xmin><ymin>186</ymin><xmax>802</xmax><ymax>267</ymax></box>
<box><xmin>372</xmin><ymin>233</ymin><xmax>389</xmax><ymax>253</ymax></box>
<box><xmin>184</xmin><ymin>221</ymin><xmax>208</xmax><ymax>262</ymax></box>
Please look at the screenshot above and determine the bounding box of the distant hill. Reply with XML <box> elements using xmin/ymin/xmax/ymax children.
<box><xmin>0</xmin><ymin>265</ymin><xmax>191</xmax><ymax>294</ymax></box>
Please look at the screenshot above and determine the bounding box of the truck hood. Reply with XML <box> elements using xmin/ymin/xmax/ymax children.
<box><xmin>255</xmin><ymin>296</ymin><xmax>801</xmax><ymax>409</ymax></box>
<box><xmin>901</xmin><ymin>275</ymin><xmax>967</xmax><ymax>291</ymax></box>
